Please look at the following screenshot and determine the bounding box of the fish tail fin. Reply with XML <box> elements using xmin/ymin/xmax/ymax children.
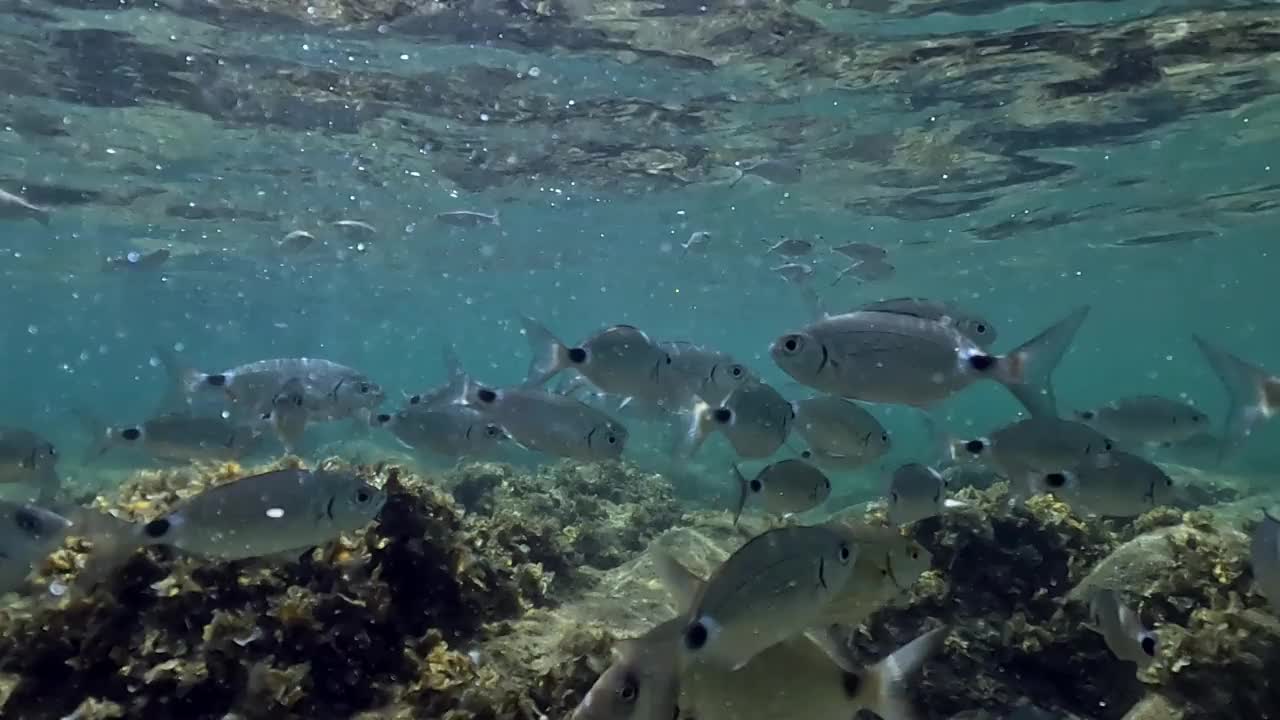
<box><xmin>269</xmin><ymin>378</ymin><xmax>308</xmax><ymax>454</ymax></box>
<box><xmin>731</xmin><ymin>463</ymin><xmax>749</xmax><ymax>527</ymax></box>
<box><xmin>519</xmin><ymin>315</ymin><xmax>570</xmax><ymax>387</ymax></box>
<box><xmin>991</xmin><ymin>306</ymin><xmax>1091</xmax><ymax>418</ymax></box>
<box><xmin>153</xmin><ymin>344</ymin><xmax>204</xmax><ymax>412</ymax></box>
<box><xmin>681</xmin><ymin>399</ymin><xmax>716</xmax><ymax>458</ymax></box>
<box><xmin>74</xmin><ymin>409</ymin><xmax>115</xmax><ymax>464</ymax></box>
<box><xmin>857</xmin><ymin>626</ymin><xmax>950</xmax><ymax>720</ymax></box>
<box><xmin>1193</xmin><ymin>333</ymin><xmax>1275</xmax><ymax>463</ymax></box>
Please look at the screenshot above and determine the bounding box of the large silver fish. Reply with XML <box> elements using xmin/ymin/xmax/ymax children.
<box><xmin>1033</xmin><ymin>451</ymin><xmax>1176</xmax><ymax>517</ymax></box>
<box><xmin>1191</xmin><ymin>334</ymin><xmax>1280</xmax><ymax>461</ymax></box>
<box><xmin>372</xmin><ymin>405</ymin><xmax>508</xmax><ymax>459</ymax></box>
<box><xmin>135</xmin><ymin>467</ymin><xmax>385</xmax><ymax>560</ymax></box>
<box><xmin>80</xmin><ymin>412</ymin><xmax>263</xmax><ymax>463</ymax></box>
<box><xmin>792</xmin><ymin>396</ymin><xmax>890</xmax><ymax>470</ymax></box>
<box><xmin>1073</xmin><ymin>395</ymin><xmax>1209</xmax><ymax>447</ymax></box>
<box><xmin>732</xmin><ymin>459</ymin><xmax>831</xmax><ymax>525</ymax></box>
<box><xmin>680</xmin><ymin>524</ymin><xmax>856</xmax><ymax>671</ymax></box>
<box><xmin>686</xmin><ymin>380</ymin><xmax>794</xmax><ymax>458</ymax></box>
<box><xmin>772</xmin><ymin>307</ymin><xmax>1088</xmax><ymax>418</ymax></box>
<box><xmin>0</xmin><ymin>428</ymin><xmax>60</xmax><ymax>503</ymax></box>
<box><xmin>1086</xmin><ymin>588</ymin><xmax>1157</xmax><ymax>670</ymax></box>
<box><xmin>1251</xmin><ymin>510</ymin><xmax>1280</xmax><ymax>612</ymax></box>
<box><xmin>521</xmin><ymin>318</ymin><xmax>673</xmax><ymax>403</ymax></box>
<box><xmin>463</xmin><ymin>382</ymin><xmax>628</xmax><ymax>461</ymax></box>
<box><xmin>0</xmin><ymin>501</ymin><xmax>72</xmax><ymax>595</ymax></box>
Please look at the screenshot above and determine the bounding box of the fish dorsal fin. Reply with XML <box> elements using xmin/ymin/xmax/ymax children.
<box><xmin>651</xmin><ymin>544</ymin><xmax>705</xmax><ymax>613</ymax></box>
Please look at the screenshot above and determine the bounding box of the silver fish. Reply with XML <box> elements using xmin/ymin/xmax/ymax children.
<box><xmin>761</xmin><ymin>236</ymin><xmax>814</xmax><ymax>257</ymax></box>
<box><xmin>159</xmin><ymin>350</ymin><xmax>385</xmax><ymax>432</ymax></box>
<box><xmin>1087</xmin><ymin>588</ymin><xmax>1157</xmax><ymax>669</ymax></box>
<box><xmin>657</xmin><ymin>341</ymin><xmax>754</xmax><ymax>407</ymax></box>
<box><xmin>772</xmin><ymin>262</ymin><xmax>815</xmax><ymax>285</ymax></box>
<box><xmin>0</xmin><ymin>501</ymin><xmax>72</xmax><ymax>595</ymax></box>
<box><xmin>136</xmin><ymin>468</ymin><xmax>385</xmax><ymax>560</ymax></box>
<box><xmin>860</xmin><ymin>297</ymin><xmax>998</xmax><ymax>348</ymax></box>
<box><xmin>1191</xmin><ymin>334</ymin><xmax>1280</xmax><ymax>462</ymax></box>
<box><xmin>686</xmin><ymin>381</ymin><xmax>794</xmax><ymax>458</ymax></box>
<box><xmin>0</xmin><ymin>428</ymin><xmax>60</xmax><ymax>503</ymax></box>
<box><xmin>521</xmin><ymin>318</ymin><xmax>672</xmax><ymax>404</ymax></box>
<box><xmin>732</xmin><ymin>459</ymin><xmax>830</xmax><ymax>525</ymax></box>
<box><xmin>955</xmin><ymin>417</ymin><xmax>1115</xmax><ymax>489</ymax></box>
<box><xmin>681</xmin><ymin>524</ymin><xmax>856</xmax><ymax>671</ymax></box>
<box><xmin>103</xmin><ymin>249</ymin><xmax>171</xmax><ymax>272</ymax></box>
<box><xmin>1250</xmin><ymin>509</ymin><xmax>1280</xmax><ymax>611</ymax></box>
<box><xmin>464</xmin><ymin>383</ymin><xmax>628</xmax><ymax>461</ymax></box>
<box><xmin>831</xmin><ymin>259</ymin><xmax>895</xmax><ymax>285</ymax></box>
<box><xmin>1034</xmin><ymin>451</ymin><xmax>1175</xmax><ymax>517</ymax></box>
<box><xmin>773</xmin><ymin>307</ymin><xmax>1089</xmax><ymax>418</ymax></box>
<box><xmin>830</xmin><ymin>242</ymin><xmax>888</xmax><ymax>262</ymax></box>
<box><xmin>1074</xmin><ymin>395</ymin><xmax>1209</xmax><ymax>447</ymax></box>
<box><xmin>0</xmin><ymin>188</ymin><xmax>50</xmax><ymax>226</ymax></box>
<box><xmin>886</xmin><ymin>463</ymin><xmax>959</xmax><ymax>526</ymax></box>
<box><xmin>680</xmin><ymin>231</ymin><xmax>713</xmax><ymax>256</ymax></box>
<box><xmin>80</xmin><ymin>412</ymin><xmax>263</xmax><ymax>463</ymax></box>
<box><xmin>372</xmin><ymin>405</ymin><xmax>508</xmax><ymax>459</ymax></box>
<box><xmin>792</xmin><ymin>396</ymin><xmax>890</xmax><ymax>470</ymax></box>
<box><xmin>435</xmin><ymin>209</ymin><xmax>500</xmax><ymax>227</ymax></box>
<box><xmin>279</xmin><ymin>230</ymin><xmax>318</xmax><ymax>253</ymax></box>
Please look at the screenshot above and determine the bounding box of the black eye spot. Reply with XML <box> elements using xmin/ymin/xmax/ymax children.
<box><xmin>144</xmin><ymin>518</ymin><xmax>171</xmax><ymax>538</ymax></box>
<box><xmin>206</xmin><ymin>374</ymin><xmax>228</xmax><ymax>387</ymax></box>
<box><xmin>1141</xmin><ymin>636</ymin><xmax>1156</xmax><ymax>657</ymax></box>
<box><xmin>965</xmin><ymin>439</ymin><xmax>985</xmax><ymax>454</ymax></box>
<box><xmin>968</xmin><ymin>355</ymin><xmax>996</xmax><ymax>371</ymax></box>
<box><xmin>712</xmin><ymin>408</ymin><xmax>732</xmax><ymax>424</ymax></box>
<box><xmin>568</xmin><ymin>347</ymin><xmax>588</xmax><ymax>364</ymax></box>
<box><xmin>477</xmin><ymin>388</ymin><xmax>497</xmax><ymax>403</ymax></box>
<box><xmin>14</xmin><ymin>509</ymin><xmax>40</xmax><ymax>535</ymax></box>
<box><xmin>1044</xmin><ymin>473</ymin><xmax>1067</xmax><ymax>489</ymax></box>
<box><xmin>121</xmin><ymin>428</ymin><xmax>142</xmax><ymax>441</ymax></box>
<box><xmin>685</xmin><ymin>621</ymin><xmax>709</xmax><ymax>650</ymax></box>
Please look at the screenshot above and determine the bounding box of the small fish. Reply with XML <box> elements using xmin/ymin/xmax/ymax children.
<box><xmin>831</xmin><ymin>259</ymin><xmax>895</xmax><ymax>285</ymax></box>
<box><xmin>1087</xmin><ymin>588</ymin><xmax>1158</xmax><ymax>669</ymax></box>
<box><xmin>372</xmin><ymin>405</ymin><xmax>508</xmax><ymax>459</ymax></box>
<box><xmin>102</xmin><ymin>249</ymin><xmax>171</xmax><ymax>272</ymax></box>
<box><xmin>1074</xmin><ymin>395</ymin><xmax>1210</xmax><ymax>447</ymax></box>
<box><xmin>732</xmin><ymin>459</ymin><xmax>831</xmax><ymax>525</ymax></box>
<box><xmin>681</xmin><ymin>524</ymin><xmax>856</xmax><ymax>671</ymax></box>
<box><xmin>657</xmin><ymin>341</ymin><xmax>754</xmax><ymax>407</ymax></box>
<box><xmin>1034</xmin><ymin>451</ymin><xmax>1176</xmax><ymax>517</ymax></box>
<box><xmin>861</xmin><ymin>297</ymin><xmax>998</xmax><ymax>348</ymax></box>
<box><xmin>436</xmin><ymin>209</ymin><xmax>500</xmax><ymax>227</ymax></box>
<box><xmin>0</xmin><ymin>501</ymin><xmax>73</xmax><ymax>595</ymax></box>
<box><xmin>1250</xmin><ymin>510</ymin><xmax>1280</xmax><ymax>611</ymax></box>
<box><xmin>830</xmin><ymin>242</ymin><xmax>888</xmax><ymax>262</ymax></box>
<box><xmin>521</xmin><ymin>318</ymin><xmax>672</xmax><ymax>403</ymax></box>
<box><xmin>680</xmin><ymin>231</ymin><xmax>713</xmax><ymax>256</ymax></box>
<box><xmin>0</xmin><ymin>428</ymin><xmax>60</xmax><ymax>503</ymax></box>
<box><xmin>463</xmin><ymin>382</ymin><xmax>628</xmax><ymax>461</ymax></box>
<box><xmin>792</xmin><ymin>396</ymin><xmax>890</xmax><ymax>470</ymax></box>
<box><xmin>686</xmin><ymin>381</ymin><xmax>794</xmax><ymax>458</ymax></box>
<box><xmin>279</xmin><ymin>230</ymin><xmax>317</xmax><ymax>253</ymax></box>
<box><xmin>0</xmin><ymin>188</ymin><xmax>50</xmax><ymax>226</ymax></box>
<box><xmin>771</xmin><ymin>262</ymin><xmax>815</xmax><ymax>285</ymax></box>
<box><xmin>887</xmin><ymin>463</ymin><xmax>965</xmax><ymax>526</ymax></box>
<box><xmin>133</xmin><ymin>467</ymin><xmax>385</xmax><ymax>560</ymax></box>
<box><xmin>79</xmin><ymin>411</ymin><xmax>263</xmax><ymax>463</ymax></box>
<box><xmin>956</xmin><ymin>417</ymin><xmax>1114</xmax><ymax>491</ymax></box>
<box><xmin>773</xmin><ymin>307</ymin><xmax>1089</xmax><ymax>418</ymax></box>
<box><xmin>761</xmin><ymin>236</ymin><xmax>814</xmax><ymax>257</ymax></box>
<box><xmin>330</xmin><ymin>219</ymin><xmax>377</xmax><ymax>236</ymax></box>
<box><xmin>1191</xmin><ymin>334</ymin><xmax>1280</xmax><ymax>461</ymax></box>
